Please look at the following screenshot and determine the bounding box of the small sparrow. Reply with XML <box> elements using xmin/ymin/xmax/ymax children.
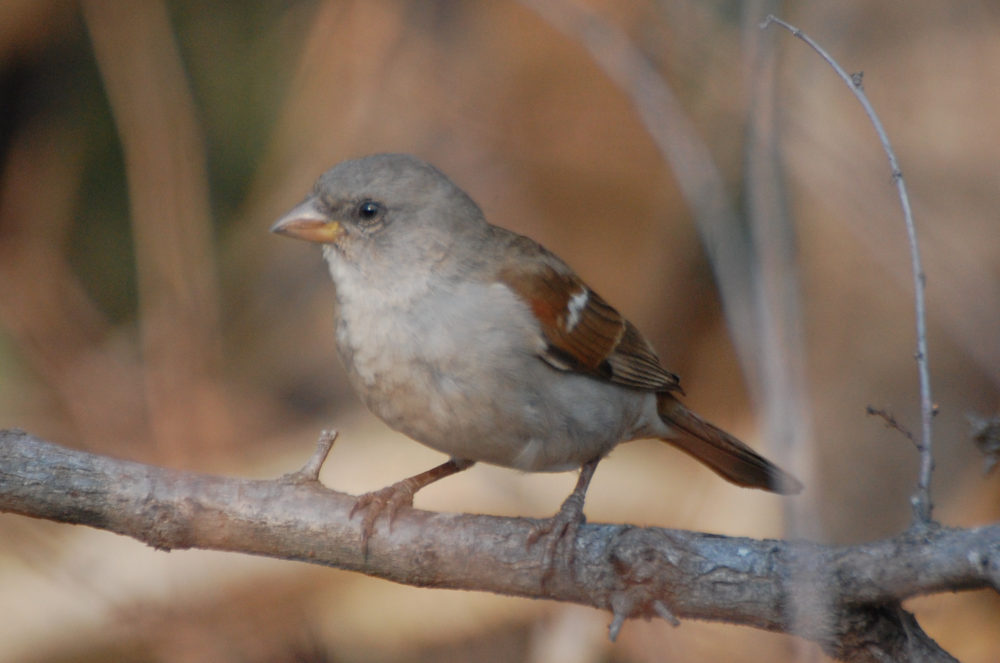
<box><xmin>272</xmin><ymin>153</ymin><xmax>801</xmax><ymax>566</ymax></box>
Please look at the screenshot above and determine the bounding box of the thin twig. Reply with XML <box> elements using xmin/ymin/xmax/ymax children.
<box><xmin>866</xmin><ymin>406</ymin><xmax>916</xmax><ymax>448</ymax></box>
<box><xmin>762</xmin><ymin>15</ymin><xmax>935</xmax><ymax>526</ymax></box>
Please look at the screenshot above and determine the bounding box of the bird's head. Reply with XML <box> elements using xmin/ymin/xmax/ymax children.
<box><xmin>271</xmin><ymin>153</ymin><xmax>488</xmax><ymax>276</ymax></box>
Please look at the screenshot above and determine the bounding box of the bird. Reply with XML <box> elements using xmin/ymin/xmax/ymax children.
<box><xmin>271</xmin><ymin>153</ymin><xmax>802</xmax><ymax>568</ymax></box>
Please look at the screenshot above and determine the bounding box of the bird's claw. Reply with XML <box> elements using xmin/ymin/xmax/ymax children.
<box><xmin>527</xmin><ymin>492</ymin><xmax>587</xmax><ymax>584</ymax></box>
<box><xmin>351</xmin><ymin>482</ymin><xmax>416</xmax><ymax>556</ymax></box>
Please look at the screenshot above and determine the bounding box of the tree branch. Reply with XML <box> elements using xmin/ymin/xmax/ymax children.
<box><xmin>761</xmin><ymin>13</ymin><xmax>936</xmax><ymax>528</ymax></box>
<box><xmin>1</xmin><ymin>428</ymin><xmax>995</xmax><ymax>661</ymax></box>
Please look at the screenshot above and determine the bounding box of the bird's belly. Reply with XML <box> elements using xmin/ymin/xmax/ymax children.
<box><xmin>354</xmin><ymin>355</ymin><xmax>650</xmax><ymax>472</ymax></box>
<box><xmin>333</xmin><ymin>280</ymin><xmax>652</xmax><ymax>472</ymax></box>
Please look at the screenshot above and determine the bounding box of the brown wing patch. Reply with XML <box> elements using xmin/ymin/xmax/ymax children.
<box><xmin>502</xmin><ymin>265</ymin><xmax>623</xmax><ymax>372</ymax></box>
<box><xmin>497</xmin><ymin>236</ymin><xmax>681</xmax><ymax>393</ymax></box>
<box><xmin>606</xmin><ymin>320</ymin><xmax>682</xmax><ymax>392</ymax></box>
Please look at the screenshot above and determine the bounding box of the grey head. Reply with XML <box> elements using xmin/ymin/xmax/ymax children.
<box><xmin>271</xmin><ymin>154</ymin><xmax>490</xmax><ymax>273</ymax></box>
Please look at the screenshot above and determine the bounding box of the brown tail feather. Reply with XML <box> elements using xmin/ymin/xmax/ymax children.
<box><xmin>656</xmin><ymin>393</ymin><xmax>803</xmax><ymax>495</ymax></box>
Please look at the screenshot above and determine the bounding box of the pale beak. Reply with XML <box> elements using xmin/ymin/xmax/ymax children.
<box><xmin>270</xmin><ymin>199</ymin><xmax>344</xmax><ymax>244</ymax></box>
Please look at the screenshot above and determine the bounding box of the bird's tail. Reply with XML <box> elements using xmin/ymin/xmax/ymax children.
<box><xmin>656</xmin><ymin>392</ymin><xmax>803</xmax><ymax>495</ymax></box>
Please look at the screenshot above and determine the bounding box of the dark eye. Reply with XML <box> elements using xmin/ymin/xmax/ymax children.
<box><xmin>357</xmin><ymin>200</ymin><xmax>381</xmax><ymax>220</ymax></box>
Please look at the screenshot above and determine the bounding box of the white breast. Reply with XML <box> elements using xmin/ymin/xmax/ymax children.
<box><xmin>325</xmin><ymin>248</ymin><xmax>652</xmax><ymax>471</ymax></box>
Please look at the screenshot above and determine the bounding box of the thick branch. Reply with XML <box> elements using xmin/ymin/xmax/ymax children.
<box><xmin>1</xmin><ymin>429</ymin><xmax>994</xmax><ymax>661</ymax></box>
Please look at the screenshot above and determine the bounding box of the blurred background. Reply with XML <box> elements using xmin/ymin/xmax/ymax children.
<box><xmin>1</xmin><ymin>1</ymin><xmax>998</xmax><ymax>661</ymax></box>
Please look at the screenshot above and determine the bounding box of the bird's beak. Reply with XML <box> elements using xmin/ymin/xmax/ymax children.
<box><xmin>270</xmin><ymin>199</ymin><xmax>344</xmax><ymax>244</ymax></box>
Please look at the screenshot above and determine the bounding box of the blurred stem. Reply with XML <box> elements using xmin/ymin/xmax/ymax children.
<box><xmin>0</xmin><ymin>120</ymin><xmax>150</xmax><ymax>448</ymax></box>
<box><xmin>83</xmin><ymin>1</ymin><xmax>229</xmax><ymax>458</ymax></box>
<box><xmin>519</xmin><ymin>0</ymin><xmax>763</xmax><ymax>391</ymax></box>
<box><xmin>743</xmin><ymin>2</ymin><xmax>823</xmax><ymax>658</ymax></box>
<box><xmin>742</xmin><ymin>2</ymin><xmax>817</xmax><ymax>527</ymax></box>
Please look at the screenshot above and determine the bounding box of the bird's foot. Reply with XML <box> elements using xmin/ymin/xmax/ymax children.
<box><xmin>280</xmin><ymin>430</ymin><xmax>338</xmax><ymax>484</ymax></box>
<box><xmin>350</xmin><ymin>481</ymin><xmax>416</xmax><ymax>556</ymax></box>
<box><xmin>349</xmin><ymin>459</ymin><xmax>475</xmax><ymax>558</ymax></box>
<box><xmin>527</xmin><ymin>488</ymin><xmax>587</xmax><ymax>585</ymax></box>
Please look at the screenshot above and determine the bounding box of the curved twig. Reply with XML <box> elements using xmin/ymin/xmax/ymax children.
<box><xmin>761</xmin><ymin>14</ymin><xmax>935</xmax><ymax>526</ymax></box>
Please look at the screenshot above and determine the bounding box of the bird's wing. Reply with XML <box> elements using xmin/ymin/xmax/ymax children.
<box><xmin>495</xmin><ymin>233</ymin><xmax>682</xmax><ymax>393</ymax></box>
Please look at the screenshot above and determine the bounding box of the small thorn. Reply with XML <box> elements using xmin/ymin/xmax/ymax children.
<box><xmin>608</xmin><ymin>610</ymin><xmax>626</xmax><ymax>642</ymax></box>
<box><xmin>607</xmin><ymin>591</ymin><xmax>632</xmax><ymax>642</ymax></box>
<box><xmin>653</xmin><ymin>600</ymin><xmax>680</xmax><ymax>627</ymax></box>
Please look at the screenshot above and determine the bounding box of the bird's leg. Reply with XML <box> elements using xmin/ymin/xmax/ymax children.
<box><xmin>352</xmin><ymin>458</ymin><xmax>475</xmax><ymax>555</ymax></box>
<box><xmin>527</xmin><ymin>457</ymin><xmax>600</xmax><ymax>582</ymax></box>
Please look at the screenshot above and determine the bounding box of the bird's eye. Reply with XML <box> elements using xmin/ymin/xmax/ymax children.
<box><xmin>357</xmin><ymin>200</ymin><xmax>381</xmax><ymax>220</ymax></box>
